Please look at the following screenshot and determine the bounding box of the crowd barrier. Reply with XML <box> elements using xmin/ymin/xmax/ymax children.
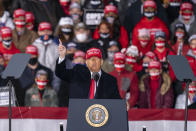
<box><xmin>0</xmin><ymin>107</ymin><xmax>196</xmax><ymax>131</ymax></box>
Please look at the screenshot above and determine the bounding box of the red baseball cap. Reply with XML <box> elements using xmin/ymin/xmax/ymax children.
<box><xmin>74</xmin><ymin>50</ymin><xmax>86</xmax><ymax>59</ymax></box>
<box><xmin>143</xmin><ymin>0</ymin><xmax>157</xmax><ymax>9</ymax></box>
<box><xmin>145</xmin><ymin>51</ymin><xmax>157</xmax><ymax>60</ymax></box>
<box><xmin>25</xmin><ymin>45</ymin><xmax>38</xmax><ymax>56</ymax></box>
<box><xmin>86</xmin><ymin>48</ymin><xmax>102</xmax><ymax>59</ymax></box>
<box><xmin>25</xmin><ymin>12</ymin><xmax>35</xmax><ymax>23</ymax></box>
<box><xmin>104</xmin><ymin>5</ymin><xmax>118</xmax><ymax>15</ymax></box>
<box><xmin>38</xmin><ymin>22</ymin><xmax>52</xmax><ymax>31</ymax></box>
<box><xmin>180</xmin><ymin>2</ymin><xmax>193</xmax><ymax>11</ymax></box>
<box><xmin>114</xmin><ymin>52</ymin><xmax>126</xmax><ymax>63</ymax></box>
<box><xmin>13</xmin><ymin>9</ymin><xmax>25</xmax><ymax>18</ymax></box>
<box><xmin>0</xmin><ymin>27</ymin><xmax>12</xmax><ymax>38</ymax></box>
<box><xmin>148</xmin><ymin>61</ymin><xmax>161</xmax><ymax>70</ymax></box>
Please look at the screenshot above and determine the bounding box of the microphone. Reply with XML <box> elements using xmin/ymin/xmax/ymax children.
<box><xmin>92</xmin><ymin>72</ymin><xmax>100</xmax><ymax>82</ymax></box>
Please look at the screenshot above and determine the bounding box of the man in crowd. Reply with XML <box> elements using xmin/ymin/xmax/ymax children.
<box><xmin>0</xmin><ymin>26</ymin><xmax>20</xmax><ymax>65</ymax></box>
<box><xmin>110</xmin><ymin>52</ymin><xmax>139</xmax><ymax>108</ymax></box>
<box><xmin>12</xmin><ymin>8</ymin><xmax>38</xmax><ymax>52</ymax></box>
<box><xmin>25</xmin><ymin>69</ymin><xmax>58</xmax><ymax>107</ymax></box>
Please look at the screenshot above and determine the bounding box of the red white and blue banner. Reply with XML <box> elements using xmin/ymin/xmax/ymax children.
<box><xmin>0</xmin><ymin>107</ymin><xmax>196</xmax><ymax>131</ymax></box>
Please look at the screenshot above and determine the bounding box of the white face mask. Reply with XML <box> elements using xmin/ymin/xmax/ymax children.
<box><xmin>76</xmin><ymin>33</ymin><xmax>88</xmax><ymax>42</ymax></box>
<box><xmin>2</xmin><ymin>40</ymin><xmax>12</xmax><ymax>48</ymax></box>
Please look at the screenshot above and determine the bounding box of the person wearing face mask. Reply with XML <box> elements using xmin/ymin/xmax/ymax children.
<box><xmin>54</xmin><ymin>17</ymin><xmax>74</xmax><ymax>43</ymax></box>
<box><xmin>102</xmin><ymin>40</ymin><xmax>120</xmax><ymax>73</ymax></box>
<box><xmin>73</xmin><ymin>22</ymin><xmax>94</xmax><ymax>52</ymax></box>
<box><xmin>153</xmin><ymin>31</ymin><xmax>176</xmax><ymax>81</ymax></box>
<box><xmin>125</xmin><ymin>45</ymin><xmax>143</xmax><ymax>72</ymax></box>
<box><xmin>110</xmin><ymin>52</ymin><xmax>139</xmax><ymax>108</ymax></box>
<box><xmin>93</xmin><ymin>4</ymin><xmax>129</xmax><ymax>49</ymax></box>
<box><xmin>12</xmin><ymin>9</ymin><xmax>38</xmax><ymax>52</ymax></box>
<box><xmin>93</xmin><ymin>20</ymin><xmax>116</xmax><ymax>59</ymax></box>
<box><xmin>25</xmin><ymin>11</ymin><xmax>35</xmax><ymax>31</ymax></box>
<box><xmin>25</xmin><ymin>69</ymin><xmax>58</xmax><ymax>107</ymax></box>
<box><xmin>18</xmin><ymin>45</ymin><xmax>54</xmax><ymax>106</ymax></box>
<box><xmin>133</xmin><ymin>28</ymin><xmax>153</xmax><ymax>57</ymax></box>
<box><xmin>186</xmin><ymin>34</ymin><xmax>196</xmax><ymax>60</ymax></box>
<box><xmin>123</xmin><ymin>0</ymin><xmax>169</xmax><ymax>38</ymax></box>
<box><xmin>32</xmin><ymin>22</ymin><xmax>59</xmax><ymax>71</ymax></box>
<box><xmin>69</xmin><ymin>2</ymin><xmax>83</xmax><ymax>24</ymax></box>
<box><xmin>0</xmin><ymin>27</ymin><xmax>20</xmax><ymax>66</ymax></box>
<box><xmin>171</xmin><ymin>23</ymin><xmax>190</xmax><ymax>56</ymax></box>
<box><xmin>84</xmin><ymin>0</ymin><xmax>104</xmax><ymax>9</ymax></box>
<box><xmin>137</xmin><ymin>51</ymin><xmax>157</xmax><ymax>79</ymax></box>
<box><xmin>132</xmin><ymin>0</ymin><xmax>169</xmax><ymax>47</ymax></box>
<box><xmin>138</xmin><ymin>60</ymin><xmax>174</xmax><ymax>108</ymax></box>
<box><xmin>175</xmin><ymin>81</ymin><xmax>196</xmax><ymax>109</ymax></box>
<box><xmin>171</xmin><ymin>2</ymin><xmax>196</xmax><ymax>36</ymax></box>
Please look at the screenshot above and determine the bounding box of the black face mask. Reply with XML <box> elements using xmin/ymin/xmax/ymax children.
<box><xmin>66</xmin><ymin>54</ymin><xmax>74</xmax><ymax>61</ymax></box>
<box><xmin>29</xmin><ymin>57</ymin><xmax>38</xmax><ymax>65</ymax></box>
<box><xmin>144</xmin><ymin>11</ymin><xmax>155</xmax><ymax>19</ymax></box>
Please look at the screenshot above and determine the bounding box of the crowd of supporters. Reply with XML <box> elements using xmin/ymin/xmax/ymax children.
<box><xmin>0</xmin><ymin>0</ymin><xmax>195</xmax><ymax>109</ymax></box>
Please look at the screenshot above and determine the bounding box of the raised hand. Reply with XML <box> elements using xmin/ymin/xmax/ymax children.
<box><xmin>58</xmin><ymin>39</ymin><xmax>66</xmax><ymax>59</ymax></box>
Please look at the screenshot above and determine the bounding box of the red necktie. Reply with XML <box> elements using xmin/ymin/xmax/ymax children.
<box><xmin>89</xmin><ymin>79</ymin><xmax>95</xmax><ymax>99</ymax></box>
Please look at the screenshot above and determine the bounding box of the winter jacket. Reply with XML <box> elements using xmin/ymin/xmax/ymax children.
<box><xmin>12</xmin><ymin>28</ymin><xmax>38</xmax><ymax>52</ymax></box>
<box><xmin>110</xmin><ymin>69</ymin><xmax>139</xmax><ymax>107</ymax></box>
<box><xmin>25</xmin><ymin>85</ymin><xmax>58</xmax><ymax>107</ymax></box>
<box><xmin>186</xmin><ymin>55</ymin><xmax>196</xmax><ymax>76</ymax></box>
<box><xmin>138</xmin><ymin>73</ymin><xmax>174</xmax><ymax>108</ymax></box>
<box><xmin>123</xmin><ymin>0</ymin><xmax>169</xmax><ymax>37</ymax></box>
<box><xmin>0</xmin><ymin>42</ymin><xmax>20</xmax><ymax>65</ymax></box>
<box><xmin>93</xmin><ymin>26</ymin><xmax>129</xmax><ymax>48</ymax></box>
<box><xmin>33</xmin><ymin>38</ymin><xmax>59</xmax><ymax>71</ymax></box>
<box><xmin>170</xmin><ymin>16</ymin><xmax>196</xmax><ymax>37</ymax></box>
<box><xmin>0</xmin><ymin>11</ymin><xmax>14</xmax><ymax>30</ymax></box>
<box><xmin>132</xmin><ymin>17</ymin><xmax>169</xmax><ymax>46</ymax></box>
<box><xmin>172</xmin><ymin>42</ymin><xmax>189</xmax><ymax>56</ymax></box>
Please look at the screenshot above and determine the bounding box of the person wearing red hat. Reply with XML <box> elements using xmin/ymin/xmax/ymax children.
<box><xmin>171</xmin><ymin>2</ymin><xmax>196</xmax><ymax>36</ymax></box>
<box><xmin>25</xmin><ymin>12</ymin><xmax>35</xmax><ymax>31</ymax></box>
<box><xmin>138</xmin><ymin>60</ymin><xmax>174</xmax><ymax>108</ymax></box>
<box><xmin>110</xmin><ymin>52</ymin><xmax>139</xmax><ymax>108</ymax></box>
<box><xmin>137</xmin><ymin>51</ymin><xmax>157</xmax><ymax>79</ymax></box>
<box><xmin>0</xmin><ymin>27</ymin><xmax>20</xmax><ymax>65</ymax></box>
<box><xmin>132</xmin><ymin>0</ymin><xmax>169</xmax><ymax>47</ymax></box>
<box><xmin>93</xmin><ymin>4</ymin><xmax>129</xmax><ymax>49</ymax></box>
<box><xmin>33</xmin><ymin>22</ymin><xmax>59</xmax><ymax>71</ymax></box>
<box><xmin>56</xmin><ymin>41</ymin><xmax>121</xmax><ymax>99</ymax></box>
<box><xmin>12</xmin><ymin>8</ymin><xmax>38</xmax><ymax>52</ymax></box>
<box><xmin>72</xmin><ymin>50</ymin><xmax>86</xmax><ymax>65</ymax></box>
<box><xmin>17</xmin><ymin>45</ymin><xmax>55</xmax><ymax>106</ymax></box>
<box><xmin>175</xmin><ymin>81</ymin><xmax>196</xmax><ymax>109</ymax></box>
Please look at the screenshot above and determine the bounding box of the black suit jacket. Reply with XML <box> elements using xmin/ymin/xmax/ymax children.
<box><xmin>55</xmin><ymin>59</ymin><xmax>121</xmax><ymax>99</ymax></box>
